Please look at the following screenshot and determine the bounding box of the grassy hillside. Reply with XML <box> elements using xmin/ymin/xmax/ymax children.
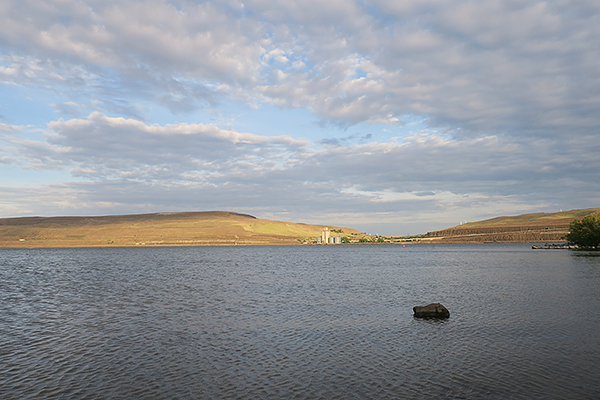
<box><xmin>0</xmin><ymin>211</ymin><xmax>364</xmax><ymax>248</ymax></box>
<box><xmin>5</xmin><ymin>208</ymin><xmax>597</xmax><ymax>247</ymax></box>
<box><xmin>423</xmin><ymin>208</ymin><xmax>600</xmax><ymax>243</ymax></box>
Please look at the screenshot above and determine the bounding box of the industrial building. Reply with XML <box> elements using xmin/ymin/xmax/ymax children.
<box><xmin>316</xmin><ymin>227</ymin><xmax>341</xmax><ymax>244</ymax></box>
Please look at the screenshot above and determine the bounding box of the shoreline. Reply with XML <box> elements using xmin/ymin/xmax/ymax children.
<box><xmin>532</xmin><ymin>243</ymin><xmax>598</xmax><ymax>250</ymax></box>
<box><xmin>1</xmin><ymin>240</ymin><xmax>571</xmax><ymax>250</ymax></box>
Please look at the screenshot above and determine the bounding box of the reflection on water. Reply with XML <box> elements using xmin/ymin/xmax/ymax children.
<box><xmin>1</xmin><ymin>244</ymin><xmax>599</xmax><ymax>399</ymax></box>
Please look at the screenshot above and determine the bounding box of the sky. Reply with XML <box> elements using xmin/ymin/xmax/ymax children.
<box><xmin>1</xmin><ymin>0</ymin><xmax>599</xmax><ymax>235</ymax></box>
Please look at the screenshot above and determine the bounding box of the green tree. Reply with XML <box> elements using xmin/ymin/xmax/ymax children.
<box><xmin>566</xmin><ymin>214</ymin><xmax>600</xmax><ymax>247</ymax></box>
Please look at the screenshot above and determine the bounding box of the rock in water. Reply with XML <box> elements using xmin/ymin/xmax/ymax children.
<box><xmin>413</xmin><ymin>303</ymin><xmax>450</xmax><ymax>318</ymax></box>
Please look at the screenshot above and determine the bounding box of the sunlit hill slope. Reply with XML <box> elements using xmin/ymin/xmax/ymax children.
<box><xmin>0</xmin><ymin>211</ymin><xmax>363</xmax><ymax>248</ymax></box>
<box><xmin>423</xmin><ymin>208</ymin><xmax>600</xmax><ymax>243</ymax></box>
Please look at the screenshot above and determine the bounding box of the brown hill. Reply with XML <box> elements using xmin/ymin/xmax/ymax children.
<box><xmin>423</xmin><ymin>208</ymin><xmax>600</xmax><ymax>243</ymax></box>
<box><xmin>0</xmin><ymin>211</ymin><xmax>363</xmax><ymax>248</ymax></box>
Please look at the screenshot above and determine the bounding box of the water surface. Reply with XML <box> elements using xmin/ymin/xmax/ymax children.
<box><xmin>1</xmin><ymin>244</ymin><xmax>599</xmax><ymax>399</ymax></box>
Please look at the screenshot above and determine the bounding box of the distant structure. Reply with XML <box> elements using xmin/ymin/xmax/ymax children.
<box><xmin>322</xmin><ymin>227</ymin><xmax>330</xmax><ymax>244</ymax></box>
<box><xmin>316</xmin><ymin>227</ymin><xmax>341</xmax><ymax>244</ymax></box>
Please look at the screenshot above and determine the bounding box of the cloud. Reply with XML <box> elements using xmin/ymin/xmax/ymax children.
<box><xmin>50</xmin><ymin>101</ymin><xmax>86</xmax><ymax>116</ymax></box>
<box><xmin>2</xmin><ymin>0</ymin><xmax>599</xmax><ymax>135</ymax></box>
<box><xmin>6</xmin><ymin>112</ymin><xmax>308</xmax><ymax>179</ymax></box>
<box><xmin>3</xmin><ymin>112</ymin><xmax>599</xmax><ymax>233</ymax></box>
<box><xmin>1</xmin><ymin>1</ymin><xmax>599</xmax><ymax>233</ymax></box>
<box><xmin>0</xmin><ymin>122</ymin><xmax>21</xmax><ymax>132</ymax></box>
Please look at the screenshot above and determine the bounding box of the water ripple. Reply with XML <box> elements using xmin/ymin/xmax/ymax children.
<box><xmin>1</xmin><ymin>245</ymin><xmax>599</xmax><ymax>399</ymax></box>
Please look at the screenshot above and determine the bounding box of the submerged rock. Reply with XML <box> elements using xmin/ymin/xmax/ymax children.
<box><xmin>413</xmin><ymin>303</ymin><xmax>450</xmax><ymax>319</ymax></box>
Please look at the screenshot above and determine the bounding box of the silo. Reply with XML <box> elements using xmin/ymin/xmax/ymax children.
<box><xmin>322</xmin><ymin>227</ymin><xmax>330</xmax><ymax>244</ymax></box>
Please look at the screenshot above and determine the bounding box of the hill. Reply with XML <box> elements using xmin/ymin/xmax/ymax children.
<box><xmin>0</xmin><ymin>211</ymin><xmax>364</xmax><ymax>248</ymax></box>
<box><xmin>422</xmin><ymin>208</ymin><xmax>600</xmax><ymax>243</ymax></box>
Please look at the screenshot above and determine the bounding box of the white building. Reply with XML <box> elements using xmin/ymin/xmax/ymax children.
<box><xmin>321</xmin><ymin>227</ymin><xmax>330</xmax><ymax>244</ymax></box>
<box><xmin>318</xmin><ymin>227</ymin><xmax>341</xmax><ymax>244</ymax></box>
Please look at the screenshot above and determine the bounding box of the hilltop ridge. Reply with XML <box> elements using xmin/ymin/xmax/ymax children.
<box><xmin>0</xmin><ymin>211</ymin><xmax>256</xmax><ymax>226</ymax></box>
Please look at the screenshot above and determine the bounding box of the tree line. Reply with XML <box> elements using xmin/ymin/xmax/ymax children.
<box><xmin>566</xmin><ymin>214</ymin><xmax>600</xmax><ymax>248</ymax></box>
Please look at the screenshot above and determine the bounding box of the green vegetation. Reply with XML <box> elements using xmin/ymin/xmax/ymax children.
<box><xmin>565</xmin><ymin>214</ymin><xmax>600</xmax><ymax>248</ymax></box>
<box><xmin>390</xmin><ymin>234</ymin><xmax>425</xmax><ymax>241</ymax></box>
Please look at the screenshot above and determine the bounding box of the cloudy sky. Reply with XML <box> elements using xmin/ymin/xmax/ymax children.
<box><xmin>1</xmin><ymin>0</ymin><xmax>599</xmax><ymax>234</ymax></box>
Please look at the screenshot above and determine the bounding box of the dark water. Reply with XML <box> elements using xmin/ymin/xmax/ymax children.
<box><xmin>1</xmin><ymin>244</ymin><xmax>599</xmax><ymax>399</ymax></box>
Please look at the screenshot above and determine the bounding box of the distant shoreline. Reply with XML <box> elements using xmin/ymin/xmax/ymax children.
<box><xmin>1</xmin><ymin>240</ymin><xmax>568</xmax><ymax>249</ymax></box>
<box><xmin>2</xmin><ymin>207</ymin><xmax>598</xmax><ymax>249</ymax></box>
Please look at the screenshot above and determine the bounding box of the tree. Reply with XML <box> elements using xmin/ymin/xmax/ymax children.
<box><xmin>565</xmin><ymin>214</ymin><xmax>600</xmax><ymax>248</ymax></box>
